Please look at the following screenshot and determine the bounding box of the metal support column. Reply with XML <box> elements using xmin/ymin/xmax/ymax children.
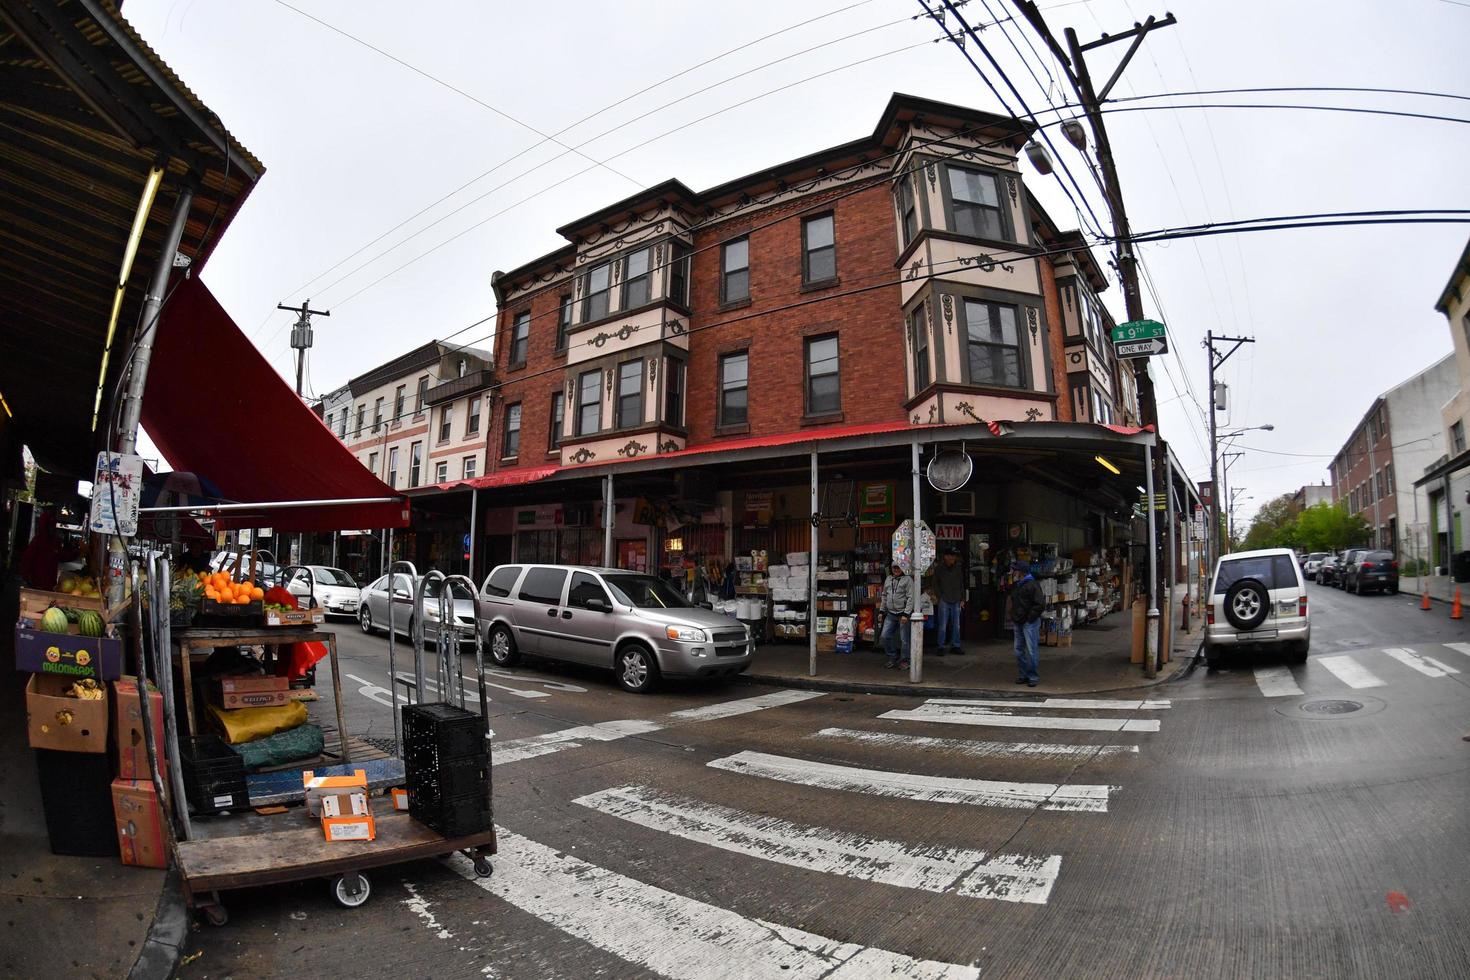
<box><xmin>603</xmin><ymin>474</ymin><xmax>614</xmax><ymax>567</ymax></box>
<box><xmin>468</xmin><ymin>488</ymin><xmax>479</xmax><ymax>581</ymax></box>
<box><xmin>909</xmin><ymin>439</ymin><xmax>924</xmax><ymax>684</ymax></box>
<box><xmin>809</xmin><ymin>450</ymin><xmax>818</xmax><ymax>677</ymax></box>
<box><xmin>1165</xmin><ymin>453</ymin><xmax>1178</xmax><ymax>663</ymax></box>
<box><xmin>1144</xmin><ymin>439</ymin><xmax>1160</xmax><ymax>677</ymax></box>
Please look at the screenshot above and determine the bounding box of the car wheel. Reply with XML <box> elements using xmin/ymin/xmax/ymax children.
<box><xmin>615</xmin><ymin>643</ymin><xmax>660</xmax><ymax>694</ymax></box>
<box><xmin>1353</xmin><ymin>578</ymin><xmax>1362</xmax><ymax>595</ymax></box>
<box><xmin>488</xmin><ymin>623</ymin><xmax>520</xmax><ymax>667</ymax></box>
<box><xmin>1388</xmin><ymin>585</ymin><xmax>1398</xmax><ymax>595</ymax></box>
<box><xmin>359</xmin><ymin>606</ymin><xmax>375</xmax><ymax>635</ymax></box>
<box><xmin>1223</xmin><ymin>579</ymin><xmax>1270</xmax><ymax>631</ymax></box>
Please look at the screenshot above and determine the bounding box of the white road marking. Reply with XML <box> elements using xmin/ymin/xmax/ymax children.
<box><xmin>1316</xmin><ymin>655</ymin><xmax>1385</xmax><ymax>689</ymax></box>
<box><xmin>924</xmin><ymin>697</ymin><xmax>1170</xmax><ymax>711</ymax></box>
<box><xmin>447</xmin><ymin>834</ymin><xmax>980</xmax><ymax>979</ymax></box>
<box><xmin>812</xmin><ymin>727</ymin><xmax>1140</xmax><ymax>759</ymax></box>
<box><xmin>667</xmin><ymin>689</ymin><xmax>825</xmax><ymax>721</ymax></box>
<box><xmin>575</xmin><ymin>784</ymin><xmax>1062</xmax><ymax>904</ymax></box>
<box><xmin>401</xmin><ymin>881</ymin><xmax>453</xmax><ymax>940</ymax></box>
<box><xmin>344</xmin><ymin>672</ymin><xmax>404</xmax><ymax>709</ymax></box>
<box><xmin>1384</xmin><ymin>647</ymin><xmax>1460</xmax><ymax>678</ymax></box>
<box><xmin>493</xmin><ymin>720</ymin><xmax>664</xmax><ymax>766</ymax></box>
<box><xmin>396</xmin><ymin>670</ymin><xmax>549</xmax><ymax>700</ymax></box>
<box><xmin>1252</xmin><ymin>666</ymin><xmax>1304</xmax><ymax>698</ymax></box>
<box><xmin>1442</xmin><ymin>642</ymin><xmax>1470</xmax><ymax>659</ymax></box>
<box><xmin>880</xmin><ymin>706</ymin><xmax>1160</xmax><ymax>733</ymax></box>
<box><xmin>485</xmin><ymin>667</ymin><xmax>587</xmax><ymax>693</ymax></box>
<box><xmin>708</xmin><ymin>750</ymin><xmax>1113</xmax><ymax>812</ymax></box>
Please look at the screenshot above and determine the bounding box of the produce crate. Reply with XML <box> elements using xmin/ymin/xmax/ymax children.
<box><xmin>195</xmin><ymin>597</ymin><xmax>264</xmax><ymax>628</ymax></box>
<box><xmin>20</xmin><ymin>587</ymin><xmax>109</xmax><ymax>622</ymax></box>
<box><xmin>13</xmin><ymin>624</ymin><xmax>123</xmax><ymax>680</ymax></box>
<box><xmin>402</xmin><ymin>702</ymin><xmax>485</xmax><ymax>770</ymax></box>
<box><xmin>180</xmin><ymin>734</ymin><xmax>250</xmax><ymax>814</ymax></box>
<box><xmin>411</xmin><ymin>792</ymin><xmax>492</xmax><ymax>838</ymax></box>
<box><xmin>406</xmin><ymin>751</ymin><xmax>489</xmax><ymax>810</ymax></box>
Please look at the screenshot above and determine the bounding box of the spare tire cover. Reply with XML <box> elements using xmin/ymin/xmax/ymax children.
<box><xmin>1224</xmin><ymin>578</ymin><xmax>1270</xmax><ymax>631</ymax></box>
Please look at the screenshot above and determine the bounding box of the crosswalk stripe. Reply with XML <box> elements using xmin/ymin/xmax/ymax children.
<box><xmin>708</xmin><ymin>750</ymin><xmax>1113</xmax><ymax>812</ymax></box>
<box><xmin>493</xmin><ymin>720</ymin><xmax>664</xmax><ymax>766</ymax></box>
<box><xmin>448</xmin><ymin>833</ymin><xmax>980</xmax><ymax>979</ymax></box>
<box><xmin>879</xmin><ymin>706</ymin><xmax>1160</xmax><ymax>733</ymax></box>
<box><xmin>666</xmin><ymin>689</ymin><xmax>824</xmax><ymax>721</ymax></box>
<box><xmin>812</xmin><ymin>727</ymin><xmax>1140</xmax><ymax>759</ymax></box>
<box><xmin>1253</xmin><ymin>666</ymin><xmax>1304</xmax><ymax>698</ymax></box>
<box><xmin>924</xmin><ymin>697</ymin><xmax>1170</xmax><ymax>711</ymax></box>
<box><xmin>574</xmin><ymin>784</ymin><xmax>1063</xmax><ymax>905</ymax></box>
<box><xmin>1316</xmin><ymin>656</ymin><xmax>1385</xmax><ymax>689</ymax></box>
<box><xmin>1384</xmin><ymin>647</ymin><xmax>1460</xmax><ymax>678</ymax></box>
<box><xmin>1442</xmin><ymin>642</ymin><xmax>1470</xmax><ymax>659</ymax></box>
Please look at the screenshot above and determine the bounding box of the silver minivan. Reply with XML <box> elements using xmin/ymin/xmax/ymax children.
<box><xmin>1204</xmin><ymin>547</ymin><xmax>1310</xmax><ymax>668</ymax></box>
<box><xmin>477</xmin><ymin>564</ymin><xmax>753</xmax><ymax>693</ymax></box>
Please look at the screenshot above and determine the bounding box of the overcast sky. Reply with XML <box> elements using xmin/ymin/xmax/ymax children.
<box><xmin>127</xmin><ymin>0</ymin><xmax>1470</xmax><ymax>527</ymax></box>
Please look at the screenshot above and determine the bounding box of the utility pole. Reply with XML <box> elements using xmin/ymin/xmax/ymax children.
<box><xmin>278</xmin><ymin>299</ymin><xmax>330</xmax><ymax>397</ymax></box>
<box><xmin>1206</xmin><ymin>332</ymin><xmax>1255</xmax><ymax>557</ymax></box>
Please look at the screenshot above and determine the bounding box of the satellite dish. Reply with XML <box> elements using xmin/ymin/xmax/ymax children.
<box><xmin>926</xmin><ymin>450</ymin><xmax>973</xmax><ymax>492</ymax></box>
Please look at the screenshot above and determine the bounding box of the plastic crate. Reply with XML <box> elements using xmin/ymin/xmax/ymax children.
<box><xmin>34</xmin><ymin>748</ymin><xmax>120</xmax><ymax>857</ymax></box>
<box><xmin>402</xmin><ymin>702</ymin><xmax>484</xmax><ymax>769</ymax></box>
<box><xmin>411</xmin><ymin>792</ymin><xmax>492</xmax><ymax>838</ymax></box>
<box><xmin>180</xmin><ymin>734</ymin><xmax>250</xmax><ymax>814</ymax></box>
<box><xmin>406</xmin><ymin>751</ymin><xmax>489</xmax><ymax>810</ymax></box>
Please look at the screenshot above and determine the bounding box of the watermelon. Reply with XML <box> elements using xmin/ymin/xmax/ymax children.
<box><xmin>77</xmin><ymin>610</ymin><xmax>105</xmax><ymax>638</ymax></box>
<box><xmin>39</xmin><ymin>608</ymin><xmax>70</xmax><ymax>634</ymax></box>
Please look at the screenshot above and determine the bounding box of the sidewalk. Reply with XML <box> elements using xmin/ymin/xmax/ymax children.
<box><xmin>746</xmin><ymin>603</ymin><xmax>1199</xmax><ymax>698</ymax></box>
<box><xmin>1401</xmin><ymin>574</ymin><xmax>1462</xmax><ymax>604</ymax></box>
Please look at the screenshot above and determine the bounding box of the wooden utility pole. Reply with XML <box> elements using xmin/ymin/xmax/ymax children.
<box><xmin>278</xmin><ymin>299</ymin><xmax>330</xmax><ymax>396</ymax></box>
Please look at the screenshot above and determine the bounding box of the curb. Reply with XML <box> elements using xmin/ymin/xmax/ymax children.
<box><xmin>127</xmin><ymin>868</ymin><xmax>189</xmax><ymax>980</ymax></box>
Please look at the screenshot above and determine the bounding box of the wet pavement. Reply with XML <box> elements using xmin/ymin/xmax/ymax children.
<box><xmin>176</xmin><ymin>584</ymin><xmax>1470</xmax><ymax>979</ymax></box>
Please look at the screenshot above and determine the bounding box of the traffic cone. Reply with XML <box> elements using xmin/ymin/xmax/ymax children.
<box><xmin>1421</xmin><ymin>588</ymin><xmax>1432</xmax><ymax>611</ymax></box>
<box><xmin>1453</xmin><ymin>587</ymin><xmax>1463</xmax><ymax>621</ymax></box>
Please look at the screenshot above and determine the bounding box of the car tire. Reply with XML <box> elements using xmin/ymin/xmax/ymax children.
<box><xmin>1353</xmin><ymin>579</ymin><xmax>1362</xmax><ymax>595</ymax></box>
<box><xmin>1289</xmin><ymin>639</ymin><xmax>1309</xmax><ymax>664</ymax></box>
<box><xmin>1388</xmin><ymin>585</ymin><xmax>1398</xmax><ymax>595</ymax></box>
<box><xmin>1223</xmin><ymin>579</ymin><xmax>1270</xmax><ymax>631</ymax></box>
<box><xmin>615</xmin><ymin>643</ymin><xmax>660</xmax><ymax>694</ymax></box>
<box><xmin>359</xmin><ymin>606</ymin><xmax>375</xmax><ymax>635</ymax></box>
<box><xmin>488</xmin><ymin>623</ymin><xmax>520</xmax><ymax>668</ymax></box>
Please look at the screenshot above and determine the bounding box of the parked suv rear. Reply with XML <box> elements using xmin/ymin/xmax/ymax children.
<box><xmin>1334</xmin><ymin>549</ymin><xmax>1372</xmax><ymax>589</ymax></box>
<box><xmin>1341</xmin><ymin>550</ymin><xmax>1399</xmax><ymax>595</ymax></box>
<box><xmin>1205</xmin><ymin>548</ymin><xmax>1310</xmax><ymax>668</ymax></box>
<box><xmin>477</xmin><ymin>564</ymin><xmax>752</xmax><ymax>693</ymax></box>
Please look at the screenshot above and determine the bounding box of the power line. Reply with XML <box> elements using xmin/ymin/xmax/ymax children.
<box><xmin>1105</xmin><ymin>84</ymin><xmax>1470</xmax><ymax>104</ymax></box>
<box><xmin>1074</xmin><ymin>99</ymin><xmax>1470</xmax><ymax>127</ymax></box>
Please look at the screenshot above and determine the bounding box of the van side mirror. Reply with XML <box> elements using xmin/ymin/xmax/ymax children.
<box><xmin>585</xmin><ymin>598</ymin><xmax>609</xmax><ymax>613</ymax></box>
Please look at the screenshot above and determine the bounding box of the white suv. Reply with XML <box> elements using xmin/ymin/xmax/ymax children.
<box><xmin>1204</xmin><ymin>547</ymin><xmax>1310</xmax><ymax>668</ymax></box>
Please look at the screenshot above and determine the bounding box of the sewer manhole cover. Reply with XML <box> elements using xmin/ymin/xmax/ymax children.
<box><xmin>1301</xmin><ymin>699</ymin><xmax>1362</xmax><ymax>715</ymax></box>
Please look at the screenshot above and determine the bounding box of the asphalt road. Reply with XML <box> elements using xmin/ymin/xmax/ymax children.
<box><xmin>180</xmin><ymin>585</ymin><xmax>1470</xmax><ymax>979</ymax></box>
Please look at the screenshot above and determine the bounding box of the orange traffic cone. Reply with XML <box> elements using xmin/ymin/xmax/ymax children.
<box><xmin>1453</xmin><ymin>587</ymin><xmax>1463</xmax><ymax>621</ymax></box>
<box><xmin>1421</xmin><ymin>588</ymin><xmax>1433</xmax><ymax>611</ymax></box>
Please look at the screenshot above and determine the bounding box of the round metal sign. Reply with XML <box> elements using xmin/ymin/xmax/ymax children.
<box><xmin>926</xmin><ymin>450</ymin><xmax>973</xmax><ymax>492</ymax></box>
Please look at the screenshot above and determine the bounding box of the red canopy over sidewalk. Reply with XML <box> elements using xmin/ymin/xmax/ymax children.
<box><xmin>141</xmin><ymin>278</ymin><xmax>409</xmax><ymax>532</ymax></box>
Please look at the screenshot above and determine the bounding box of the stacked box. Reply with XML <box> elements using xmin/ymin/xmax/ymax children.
<box><xmin>402</xmin><ymin>703</ymin><xmax>491</xmax><ymax>838</ymax></box>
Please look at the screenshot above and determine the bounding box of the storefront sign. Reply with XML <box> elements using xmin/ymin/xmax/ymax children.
<box><xmin>935</xmin><ymin>523</ymin><xmax>965</xmax><ymax>541</ymax></box>
<box><xmin>88</xmin><ymin>451</ymin><xmax>143</xmax><ymax>536</ymax></box>
<box><xmin>742</xmin><ymin>490</ymin><xmax>774</xmax><ymax>528</ymax></box>
<box><xmin>857</xmin><ymin>482</ymin><xmax>895</xmax><ymax>527</ymax></box>
<box><xmin>516</xmin><ymin>504</ymin><xmax>563</xmax><ymax>529</ymax></box>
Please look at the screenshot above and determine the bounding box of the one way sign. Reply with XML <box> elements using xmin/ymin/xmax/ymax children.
<box><xmin>1115</xmin><ymin>336</ymin><xmax>1168</xmax><ymax>359</ymax></box>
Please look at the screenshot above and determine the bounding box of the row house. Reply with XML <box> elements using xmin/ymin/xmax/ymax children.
<box><xmin>1413</xmin><ymin>239</ymin><xmax>1470</xmax><ymax>571</ymax></box>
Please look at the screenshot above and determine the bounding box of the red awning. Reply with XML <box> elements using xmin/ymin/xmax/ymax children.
<box><xmin>141</xmin><ymin>278</ymin><xmax>409</xmax><ymax>532</ymax></box>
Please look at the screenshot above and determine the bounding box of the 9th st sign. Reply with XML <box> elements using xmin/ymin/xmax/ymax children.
<box><xmin>1112</xmin><ymin>319</ymin><xmax>1168</xmax><ymax>359</ymax></box>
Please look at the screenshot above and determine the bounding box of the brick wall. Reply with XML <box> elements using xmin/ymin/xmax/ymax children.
<box><xmin>490</xmin><ymin>284</ymin><xmax>568</xmax><ymax>469</ymax></box>
<box><xmin>1038</xmin><ymin>255</ymin><xmax>1072</xmax><ymax>422</ymax></box>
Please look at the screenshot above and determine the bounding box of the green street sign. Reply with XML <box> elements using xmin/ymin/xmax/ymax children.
<box><xmin>1111</xmin><ymin>319</ymin><xmax>1166</xmax><ymax>343</ymax></box>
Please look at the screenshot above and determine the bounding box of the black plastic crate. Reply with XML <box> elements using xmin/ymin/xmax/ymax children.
<box><xmin>180</xmin><ymin>734</ymin><xmax>250</xmax><ymax>814</ymax></box>
<box><xmin>402</xmin><ymin>702</ymin><xmax>484</xmax><ymax>769</ymax></box>
<box><xmin>34</xmin><ymin>749</ymin><xmax>119</xmax><ymax>857</ymax></box>
<box><xmin>406</xmin><ymin>752</ymin><xmax>489</xmax><ymax>810</ymax></box>
<box><xmin>412</xmin><ymin>792</ymin><xmax>492</xmax><ymax>838</ymax></box>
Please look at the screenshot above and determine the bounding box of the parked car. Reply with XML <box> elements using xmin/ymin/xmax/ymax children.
<box><xmin>1302</xmin><ymin>552</ymin><xmax>1329</xmax><ymax>581</ymax></box>
<box><xmin>1204</xmin><ymin>547</ymin><xmax>1310</xmax><ymax>668</ymax></box>
<box><xmin>285</xmin><ymin>565</ymin><xmax>362</xmax><ymax>618</ymax></box>
<box><xmin>477</xmin><ymin>564</ymin><xmax>752</xmax><ymax>693</ymax></box>
<box><xmin>358</xmin><ymin>572</ymin><xmax>476</xmax><ymax>641</ymax></box>
<box><xmin>1341</xmin><ymin>550</ymin><xmax>1400</xmax><ymax>595</ymax></box>
<box><xmin>1335</xmin><ymin>548</ymin><xmax>1374</xmax><ymax>589</ymax></box>
<box><xmin>208</xmin><ymin>550</ymin><xmax>282</xmax><ymax>586</ymax></box>
<box><xmin>1316</xmin><ymin>555</ymin><xmax>1340</xmax><ymax>586</ymax></box>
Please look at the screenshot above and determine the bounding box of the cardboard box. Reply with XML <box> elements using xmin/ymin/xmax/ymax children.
<box><xmin>303</xmin><ymin>769</ymin><xmax>368</xmax><ymax>818</ymax></box>
<box><xmin>217</xmin><ymin>674</ymin><xmax>291</xmax><ymax>710</ymax></box>
<box><xmin>320</xmin><ymin>790</ymin><xmax>369</xmax><ymax>818</ymax></box>
<box><xmin>322</xmin><ymin>813</ymin><xmax>376</xmax><ymax>842</ymax></box>
<box><xmin>111</xmin><ymin>779</ymin><xmax>167</xmax><ymax>869</ymax></box>
<box><xmin>14</xmin><ymin>625</ymin><xmax>123</xmax><ymax>680</ymax></box>
<box><xmin>391</xmin><ymin>788</ymin><xmax>409</xmax><ymax>811</ymax></box>
<box><xmin>112</xmin><ymin>676</ymin><xmax>167</xmax><ymax>781</ymax></box>
<box><xmin>19</xmin><ymin>587</ymin><xmax>109</xmax><ymax>623</ymax></box>
<box><xmin>26</xmin><ymin>673</ymin><xmax>108</xmax><ymax>752</ymax></box>
<box><xmin>263</xmin><ymin>607</ymin><xmax>325</xmax><ymax>627</ymax></box>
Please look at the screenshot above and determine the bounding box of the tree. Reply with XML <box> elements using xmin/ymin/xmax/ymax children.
<box><xmin>1294</xmin><ymin>502</ymin><xmax>1371</xmax><ymax>552</ymax></box>
<box><xmin>1241</xmin><ymin>493</ymin><xmax>1301</xmax><ymax>551</ymax></box>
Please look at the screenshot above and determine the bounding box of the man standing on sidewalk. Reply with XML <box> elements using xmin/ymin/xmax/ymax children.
<box><xmin>879</xmin><ymin>563</ymin><xmax>914</xmax><ymax>669</ymax></box>
<box><xmin>933</xmin><ymin>549</ymin><xmax>966</xmax><ymax>657</ymax></box>
<box><xmin>1010</xmin><ymin>560</ymin><xmax>1044</xmax><ymax>687</ymax></box>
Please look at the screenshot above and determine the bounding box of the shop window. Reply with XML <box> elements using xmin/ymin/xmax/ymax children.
<box><xmin>946</xmin><ymin>165</ymin><xmax>1006</xmax><ymax>240</ymax></box>
<box><xmin>503</xmin><ymin>402</ymin><xmax>521</xmax><ymax>459</ymax></box>
<box><xmin>467</xmin><ymin>395</ymin><xmax>481</xmax><ymax>434</ymax></box>
<box><xmin>439</xmin><ymin>405</ymin><xmax>453</xmax><ymax>443</ymax></box>
<box><xmin>910</xmin><ymin>307</ymin><xmax>930</xmax><ymax>391</ymax></box>
<box><xmin>721</xmin><ymin>237</ymin><xmax>749</xmax><ymax>304</ymax></box>
<box><xmin>373</xmin><ymin>397</ymin><xmax>384</xmax><ymax>432</ymax></box>
<box><xmin>462</xmin><ymin>456</ymin><xmax>477</xmax><ymax>479</ymax></box>
<box><xmin>518</xmin><ymin>566</ymin><xmax>568</xmax><ymax>605</ymax></box>
<box><xmin>509</xmin><ymin>311</ymin><xmax>530</xmax><ymax>367</ymax></box>
<box><xmin>802</xmin><ymin>214</ymin><xmax>836</xmax><ymax>284</ymax></box>
<box><xmin>415</xmin><ymin>376</ymin><xmax>429</xmax><ymax>417</ymax></box>
<box><xmin>577</xmin><ymin>369</ymin><xmax>601</xmax><ymax>436</ymax></box>
<box><xmin>805</xmin><ymin>334</ymin><xmax>840</xmax><ymax>416</ymax></box>
<box><xmin>394</xmin><ymin>385</ymin><xmax>406</xmax><ymax>423</ymax></box>
<box><xmin>896</xmin><ymin>175</ymin><xmax>918</xmax><ymax>248</ymax></box>
<box><xmin>549</xmin><ymin>391</ymin><xmax>564</xmax><ymax>449</ymax></box>
<box><xmin>556</xmin><ymin>294</ymin><xmax>572</xmax><ymax>351</ymax></box>
<box><xmin>409</xmin><ymin>442</ymin><xmax>422</xmax><ymax>487</ymax></box>
<box><xmin>567</xmin><ymin>571</ymin><xmax>610</xmax><ymax>610</ymax></box>
<box><xmin>435</xmin><ymin>461</ymin><xmax>447</xmax><ymax>484</ymax></box>
<box><xmin>387</xmin><ymin>446</ymin><xmax>399</xmax><ymax>488</ymax></box>
<box><xmin>668</xmin><ymin>241</ymin><xmax>689</xmax><ymax>306</ymax></box>
<box><xmin>617</xmin><ymin>359</ymin><xmax>643</xmax><ymax>428</ymax></box>
<box><xmin>719</xmin><ymin>351</ymin><xmax>748</xmax><ymax>426</ymax></box>
<box><xmin>622</xmin><ymin>247</ymin><xmax>652</xmax><ymax>308</ymax></box>
<box><xmin>583</xmin><ymin>262</ymin><xmax>611</xmax><ymax>322</ymax></box>
<box><xmin>962</xmin><ymin>298</ymin><xmax>1024</xmax><ymax>388</ymax></box>
<box><xmin>664</xmin><ymin>358</ymin><xmax>685</xmax><ymax>428</ymax></box>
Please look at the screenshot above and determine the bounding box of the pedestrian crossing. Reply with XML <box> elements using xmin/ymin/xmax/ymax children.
<box><xmin>1246</xmin><ymin>642</ymin><xmax>1469</xmax><ymax>698</ymax></box>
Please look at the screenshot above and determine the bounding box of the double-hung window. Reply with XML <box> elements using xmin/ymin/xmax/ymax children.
<box><xmin>622</xmin><ymin>248</ymin><xmax>651</xmax><ymax>308</ymax></box>
<box><xmin>434</xmin><ymin>461</ymin><xmax>448</xmax><ymax>484</ymax></box>
<box><xmin>509</xmin><ymin>311</ymin><xmax>530</xmax><ymax>367</ymax></box>
<box><xmin>409</xmin><ymin>442</ymin><xmax>422</xmax><ymax>487</ymax></box>
<box><xmin>415</xmin><ymin>376</ymin><xmax>428</xmax><ymax>417</ymax></box>
<box><xmin>805</xmin><ymin>335</ymin><xmax>840</xmax><ymax>415</ymax></box>
<box><xmin>467</xmin><ymin>395</ymin><xmax>481</xmax><ymax>434</ymax></box>
<box><xmin>463</xmin><ymin>456</ymin><xmax>477</xmax><ymax>479</ymax></box>
<box><xmin>897</xmin><ymin>176</ymin><xmax>918</xmax><ymax>247</ymax></box>
<box><xmin>668</xmin><ymin>241</ymin><xmax>689</xmax><ymax>305</ymax></box>
<box><xmin>394</xmin><ymin>385</ymin><xmax>406</xmax><ymax>423</ymax></box>
<box><xmin>616</xmin><ymin>360</ymin><xmax>643</xmax><ymax>428</ymax></box>
<box><xmin>439</xmin><ymin>405</ymin><xmax>453</xmax><ymax>442</ymax></box>
<box><xmin>373</xmin><ymin>397</ymin><xmax>384</xmax><ymax>432</ymax></box>
<box><xmin>719</xmin><ymin>352</ymin><xmax>748</xmax><ymax>426</ymax></box>
<box><xmin>338</xmin><ymin>412</ymin><xmax>347</xmax><ymax>438</ymax></box>
<box><xmin>549</xmin><ymin>391</ymin><xmax>564</xmax><ymax>449</ymax></box>
<box><xmin>325</xmin><ymin>412</ymin><xmax>334</xmax><ymax>434</ymax></box>
<box><xmin>664</xmin><ymin>358</ymin><xmax>684</xmax><ymax>428</ymax></box>
<box><xmin>356</xmin><ymin>405</ymin><xmax>365</xmax><ymax>436</ymax></box>
<box><xmin>556</xmin><ymin>294</ymin><xmax>571</xmax><ymax>351</ymax></box>
<box><xmin>368</xmin><ymin>451</ymin><xmax>378</xmax><ymax>476</ymax></box>
<box><xmin>910</xmin><ymin>307</ymin><xmax>930</xmax><ymax>391</ymax></box>
<box><xmin>583</xmin><ymin>262</ymin><xmax>611</xmax><ymax>322</ymax></box>
<box><xmin>947</xmin><ymin>165</ymin><xmax>1006</xmax><ymax>240</ymax></box>
<box><xmin>503</xmin><ymin>403</ymin><xmax>521</xmax><ymax>458</ymax></box>
<box><xmin>802</xmin><ymin>214</ymin><xmax>836</xmax><ymax>284</ymax></box>
<box><xmin>721</xmin><ymin>238</ymin><xmax>749</xmax><ymax>304</ymax></box>
<box><xmin>962</xmin><ymin>298</ymin><xmax>1024</xmax><ymax>388</ymax></box>
<box><xmin>1454</xmin><ymin>420</ymin><xmax>1466</xmax><ymax>454</ymax></box>
<box><xmin>577</xmin><ymin>370</ymin><xmax>601</xmax><ymax>436</ymax></box>
<box><xmin>386</xmin><ymin>446</ymin><xmax>399</xmax><ymax>488</ymax></box>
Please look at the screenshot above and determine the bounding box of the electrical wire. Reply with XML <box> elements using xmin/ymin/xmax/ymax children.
<box><xmin>1103</xmin><ymin>84</ymin><xmax>1470</xmax><ymax>105</ymax></box>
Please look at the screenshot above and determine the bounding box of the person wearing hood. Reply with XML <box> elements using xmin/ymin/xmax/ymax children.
<box><xmin>1009</xmin><ymin>559</ymin><xmax>1045</xmax><ymax>687</ymax></box>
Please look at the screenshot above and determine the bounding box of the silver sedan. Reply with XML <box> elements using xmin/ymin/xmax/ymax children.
<box><xmin>358</xmin><ymin>572</ymin><xmax>476</xmax><ymax>642</ymax></box>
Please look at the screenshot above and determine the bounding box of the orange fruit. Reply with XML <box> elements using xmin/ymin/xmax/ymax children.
<box><xmin>204</xmin><ymin>588</ymin><xmax>218</xmax><ymax>601</ymax></box>
<box><xmin>250</xmin><ymin>587</ymin><xmax>264</xmax><ymax>600</ymax></box>
<box><xmin>234</xmin><ymin>594</ymin><xmax>248</xmax><ymax>605</ymax></box>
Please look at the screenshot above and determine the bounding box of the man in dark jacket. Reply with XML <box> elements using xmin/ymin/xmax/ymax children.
<box><xmin>932</xmin><ymin>549</ymin><xmax>966</xmax><ymax>657</ymax></box>
<box><xmin>1009</xmin><ymin>560</ymin><xmax>1044</xmax><ymax>687</ymax></box>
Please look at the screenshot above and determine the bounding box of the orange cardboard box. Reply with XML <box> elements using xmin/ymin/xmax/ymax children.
<box><xmin>217</xmin><ymin>675</ymin><xmax>290</xmax><ymax>710</ymax></box>
<box><xmin>303</xmin><ymin>769</ymin><xmax>368</xmax><ymax>818</ymax></box>
<box><xmin>112</xmin><ymin>779</ymin><xmax>167</xmax><ymax>869</ymax></box>
<box><xmin>322</xmin><ymin>813</ymin><xmax>376</xmax><ymax>842</ymax></box>
<box><xmin>390</xmin><ymin>788</ymin><xmax>409</xmax><ymax>811</ymax></box>
<box><xmin>26</xmin><ymin>673</ymin><xmax>108</xmax><ymax>752</ymax></box>
<box><xmin>112</xmin><ymin>676</ymin><xmax>166</xmax><ymax>781</ymax></box>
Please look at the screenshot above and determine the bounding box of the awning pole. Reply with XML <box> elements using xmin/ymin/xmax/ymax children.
<box><xmin>331</xmin><ymin>531</ymin><xmax>338</xmax><ymax>568</ymax></box>
<box><xmin>603</xmin><ymin>475</ymin><xmax>614</xmax><ymax>566</ymax></box>
<box><xmin>468</xmin><ymin>489</ymin><xmax>479</xmax><ymax>581</ymax></box>
<box><xmin>1144</xmin><ymin>439</ymin><xmax>1160</xmax><ymax>677</ymax></box>
<box><xmin>910</xmin><ymin>439</ymin><xmax>924</xmax><ymax>684</ymax></box>
<box><xmin>118</xmin><ymin>186</ymin><xmax>194</xmax><ymax>455</ymax></box>
<box><xmin>1165</xmin><ymin>450</ymin><xmax>1178</xmax><ymax>664</ymax></box>
<box><xmin>809</xmin><ymin>450</ymin><xmax>818</xmax><ymax>677</ymax></box>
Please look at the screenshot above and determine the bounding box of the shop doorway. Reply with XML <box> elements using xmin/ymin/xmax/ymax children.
<box><xmin>617</xmin><ymin>538</ymin><xmax>649</xmax><ymax>572</ymax></box>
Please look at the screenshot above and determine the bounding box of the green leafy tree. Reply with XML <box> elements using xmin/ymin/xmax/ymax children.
<box><xmin>1293</xmin><ymin>502</ymin><xmax>1371</xmax><ymax>552</ymax></box>
<box><xmin>1241</xmin><ymin>493</ymin><xmax>1301</xmax><ymax>551</ymax></box>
